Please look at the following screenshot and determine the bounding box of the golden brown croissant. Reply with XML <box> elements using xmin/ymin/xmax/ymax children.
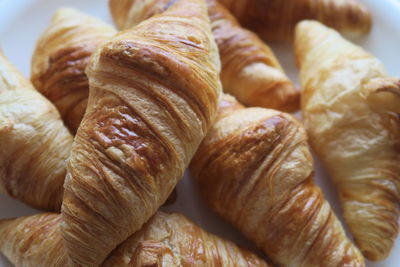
<box><xmin>0</xmin><ymin>51</ymin><xmax>73</xmax><ymax>211</ymax></box>
<box><xmin>190</xmin><ymin>94</ymin><xmax>365</xmax><ymax>266</ymax></box>
<box><xmin>60</xmin><ymin>0</ymin><xmax>221</xmax><ymax>265</ymax></box>
<box><xmin>31</xmin><ymin>8</ymin><xmax>117</xmax><ymax>134</ymax></box>
<box><xmin>0</xmin><ymin>212</ymin><xmax>268</xmax><ymax>267</ymax></box>
<box><xmin>103</xmin><ymin>212</ymin><xmax>268</xmax><ymax>266</ymax></box>
<box><xmin>219</xmin><ymin>0</ymin><xmax>372</xmax><ymax>41</ymax></box>
<box><xmin>0</xmin><ymin>214</ymin><xmax>68</xmax><ymax>266</ymax></box>
<box><xmin>109</xmin><ymin>0</ymin><xmax>299</xmax><ymax>112</ymax></box>
<box><xmin>295</xmin><ymin>20</ymin><xmax>400</xmax><ymax>261</ymax></box>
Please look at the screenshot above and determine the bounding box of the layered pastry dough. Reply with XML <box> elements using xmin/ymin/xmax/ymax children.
<box><xmin>103</xmin><ymin>212</ymin><xmax>268</xmax><ymax>266</ymax></box>
<box><xmin>0</xmin><ymin>214</ymin><xmax>68</xmax><ymax>266</ymax></box>
<box><xmin>109</xmin><ymin>0</ymin><xmax>299</xmax><ymax>111</ymax></box>
<box><xmin>60</xmin><ymin>0</ymin><xmax>222</xmax><ymax>265</ymax></box>
<box><xmin>0</xmin><ymin>212</ymin><xmax>268</xmax><ymax>267</ymax></box>
<box><xmin>190</xmin><ymin>94</ymin><xmax>365</xmax><ymax>266</ymax></box>
<box><xmin>0</xmin><ymin>51</ymin><xmax>72</xmax><ymax>211</ymax></box>
<box><xmin>31</xmin><ymin>8</ymin><xmax>117</xmax><ymax>133</ymax></box>
<box><xmin>219</xmin><ymin>0</ymin><xmax>372</xmax><ymax>41</ymax></box>
<box><xmin>295</xmin><ymin>20</ymin><xmax>400</xmax><ymax>261</ymax></box>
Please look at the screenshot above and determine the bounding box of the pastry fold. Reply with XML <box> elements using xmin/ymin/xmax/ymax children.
<box><xmin>103</xmin><ymin>212</ymin><xmax>268</xmax><ymax>266</ymax></box>
<box><xmin>60</xmin><ymin>0</ymin><xmax>221</xmax><ymax>265</ymax></box>
<box><xmin>295</xmin><ymin>20</ymin><xmax>400</xmax><ymax>261</ymax></box>
<box><xmin>0</xmin><ymin>212</ymin><xmax>268</xmax><ymax>267</ymax></box>
<box><xmin>109</xmin><ymin>0</ymin><xmax>299</xmax><ymax>112</ymax></box>
<box><xmin>190</xmin><ymin>94</ymin><xmax>365</xmax><ymax>266</ymax></box>
<box><xmin>0</xmin><ymin>51</ymin><xmax>72</xmax><ymax>211</ymax></box>
<box><xmin>31</xmin><ymin>8</ymin><xmax>117</xmax><ymax>133</ymax></box>
<box><xmin>219</xmin><ymin>0</ymin><xmax>372</xmax><ymax>41</ymax></box>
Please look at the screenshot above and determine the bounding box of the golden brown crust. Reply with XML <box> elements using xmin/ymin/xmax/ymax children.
<box><xmin>109</xmin><ymin>0</ymin><xmax>299</xmax><ymax>112</ymax></box>
<box><xmin>0</xmin><ymin>212</ymin><xmax>268</xmax><ymax>267</ymax></box>
<box><xmin>207</xmin><ymin>0</ymin><xmax>299</xmax><ymax>111</ymax></box>
<box><xmin>295</xmin><ymin>20</ymin><xmax>400</xmax><ymax>261</ymax></box>
<box><xmin>103</xmin><ymin>212</ymin><xmax>268</xmax><ymax>266</ymax></box>
<box><xmin>0</xmin><ymin>51</ymin><xmax>73</xmax><ymax>211</ymax></box>
<box><xmin>190</xmin><ymin>94</ymin><xmax>364</xmax><ymax>266</ymax></box>
<box><xmin>60</xmin><ymin>0</ymin><xmax>221</xmax><ymax>265</ymax></box>
<box><xmin>0</xmin><ymin>214</ymin><xmax>68</xmax><ymax>266</ymax></box>
<box><xmin>219</xmin><ymin>0</ymin><xmax>372</xmax><ymax>41</ymax></box>
<box><xmin>31</xmin><ymin>8</ymin><xmax>117</xmax><ymax>133</ymax></box>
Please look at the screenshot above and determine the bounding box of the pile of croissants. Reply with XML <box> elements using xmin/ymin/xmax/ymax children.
<box><xmin>0</xmin><ymin>0</ymin><xmax>399</xmax><ymax>266</ymax></box>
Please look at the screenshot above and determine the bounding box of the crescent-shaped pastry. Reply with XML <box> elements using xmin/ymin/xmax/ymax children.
<box><xmin>219</xmin><ymin>0</ymin><xmax>372</xmax><ymax>41</ymax></box>
<box><xmin>190</xmin><ymin>94</ymin><xmax>365</xmax><ymax>266</ymax></box>
<box><xmin>0</xmin><ymin>51</ymin><xmax>72</xmax><ymax>211</ymax></box>
<box><xmin>31</xmin><ymin>8</ymin><xmax>117</xmax><ymax>133</ymax></box>
<box><xmin>60</xmin><ymin>0</ymin><xmax>221</xmax><ymax>265</ymax></box>
<box><xmin>295</xmin><ymin>20</ymin><xmax>400</xmax><ymax>261</ymax></box>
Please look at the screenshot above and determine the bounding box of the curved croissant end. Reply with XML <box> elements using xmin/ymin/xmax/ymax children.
<box><xmin>296</xmin><ymin>20</ymin><xmax>400</xmax><ymax>261</ymax></box>
<box><xmin>109</xmin><ymin>0</ymin><xmax>298</xmax><ymax>112</ymax></box>
<box><xmin>207</xmin><ymin>0</ymin><xmax>299</xmax><ymax>112</ymax></box>
<box><xmin>0</xmin><ymin>52</ymin><xmax>73</xmax><ymax>211</ymax></box>
<box><xmin>190</xmin><ymin>94</ymin><xmax>364</xmax><ymax>266</ymax></box>
<box><xmin>0</xmin><ymin>212</ymin><xmax>267</xmax><ymax>267</ymax></box>
<box><xmin>103</xmin><ymin>212</ymin><xmax>269</xmax><ymax>266</ymax></box>
<box><xmin>60</xmin><ymin>0</ymin><xmax>221</xmax><ymax>265</ymax></box>
<box><xmin>219</xmin><ymin>0</ymin><xmax>372</xmax><ymax>41</ymax></box>
<box><xmin>0</xmin><ymin>214</ymin><xmax>68</xmax><ymax>266</ymax></box>
<box><xmin>362</xmin><ymin>77</ymin><xmax>400</xmax><ymax>114</ymax></box>
<box><xmin>31</xmin><ymin>8</ymin><xmax>117</xmax><ymax>134</ymax></box>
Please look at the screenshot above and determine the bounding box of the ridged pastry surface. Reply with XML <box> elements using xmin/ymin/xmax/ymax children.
<box><xmin>219</xmin><ymin>0</ymin><xmax>372</xmax><ymax>41</ymax></box>
<box><xmin>31</xmin><ymin>8</ymin><xmax>117</xmax><ymax>133</ymax></box>
<box><xmin>0</xmin><ymin>52</ymin><xmax>72</xmax><ymax>211</ymax></box>
<box><xmin>190</xmin><ymin>94</ymin><xmax>364</xmax><ymax>266</ymax></box>
<box><xmin>60</xmin><ymin>0</ymin><xmax>222</xmax><ymax>265</ymax></box>
<box><xmin>296</xmin><ymin>20</ymin><xmax>400</xmax><ymax>261</ymax></box>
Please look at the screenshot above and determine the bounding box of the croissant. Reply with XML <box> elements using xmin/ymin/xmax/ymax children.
<box><xmin>103</xmin><ymin>212</ymin><xmax>268</xmax><ymax>266</ymax></box>
<box><xmin>219</xmin><ymin>0</ymin><xmax>372</xmax><ymax>41</ymax></box>
<box><xmin>0</xmin><ymin>51</ymin><xmax>73</xmax><ymax>211</ymax></box>
<box><xmin>109</xmin><ymin>0</ymin><xmax>298</xmax><ymax>112</ymax></box>
<box><xmin>190</xmin><ymin>94</ymin><xmax>365</xmax><ymax>266</ymax></box>
<box><xmin>31</xmin><ymin>8</ymin><xmax>117</xmax><ymax>134</ymax></box>
<box><xmin>0</xmin><ymin>213</ymin><xmax>68</xmax><ymax>266</ymax></box>
<box><xmin>295</xmin><ymin>20</ymin><xmax>400</xmax><ymax>261</ymax></box>
<box><xmin>0</xmin><ymin>212</ymin><xmax>268</xmax><ymax>267</ymax></box>
<box><xmin>60</xmin><ymin>0</ymin><xmax>221</xmax><ymax>265</ymax></box>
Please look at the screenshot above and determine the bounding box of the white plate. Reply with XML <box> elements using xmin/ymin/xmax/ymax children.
<box><xmin>0</xmin><ymin>0</ymin><xmax>399</xmax><ymax>266</ymax></box>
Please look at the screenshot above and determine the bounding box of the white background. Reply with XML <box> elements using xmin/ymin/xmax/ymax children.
<box><xmin>0</xmin><ymin>0</ymin><xmax>399</xmax><ymax>266</ymax></box>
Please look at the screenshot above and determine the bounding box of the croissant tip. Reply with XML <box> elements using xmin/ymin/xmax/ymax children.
<box><xmin>295</xmin><ymin>20</ymin><xmax>322</xmax><ymax>36</ymax></box>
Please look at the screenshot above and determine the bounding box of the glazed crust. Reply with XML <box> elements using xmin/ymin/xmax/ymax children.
<box><xmin>31</xmin><ymin>8</ymin><xmax>117</xmax><ymax>133</ymax></box>
<box><xmin>190</xmin><ymin>94</ymin><xmax>365</xmax><ymax>266</ymax></box>
<box><xmin>109</xmin><ymin>0</ymin><xmax>298</xmax><ymax>112</ymax></box>
<box><xmin>0</xmin><ymin>52</ymin><xmax>73</xmax><ymax>211</ymax></box>
<box><xmin>0</xmin><ymin>212</ymin><xmax>268</xmax><ymax>267</ymax></box>
<box><xmin>219</xmin><ymin>0</ymin><xmax>372</xmax><ymax>41</ymax></box>
<box><xmin>295</xmin><ymin>20</ymin><xmax>400</xmax><ymax>261</ymax></box>
<box><xmin>60</xmin><ymin>0</ymin><xmax>221</xmax><ymax>265</ymax></box>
